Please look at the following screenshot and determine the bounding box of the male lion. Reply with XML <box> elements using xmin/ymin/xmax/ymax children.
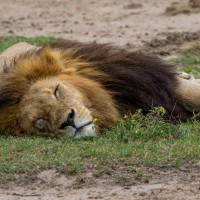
<box><xmin>0</xmin><ymin>41</ymin><xmax>200</xmax><ymax>138</ymax></box>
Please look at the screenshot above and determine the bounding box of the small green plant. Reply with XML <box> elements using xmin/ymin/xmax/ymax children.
<box><xmin>105</xmin><ymin>107</ymin><xmax>184</xmax><ymax>142</ymax></box>
<box><xmin>165</xmin><ymin>6</ymin><xmax>177</xmax><ymax>14</ymax></box>
<box><xmin>111</xmin><ymin>173</ymin><xmax>129</xmax><ymax>185</ymax></box>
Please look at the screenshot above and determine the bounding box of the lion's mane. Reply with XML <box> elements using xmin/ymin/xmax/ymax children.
<box><xmin>0</xmin><ymin>42</ymin><xmax>191</xmax><ymax>134</ymax></box>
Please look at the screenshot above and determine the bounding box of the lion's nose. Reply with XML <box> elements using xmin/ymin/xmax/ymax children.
<box><xmin>59</xmin><ymin>108</ymin><xmax>76</xmax><ymax>129</ymax></box>
<box><xmin>66</xmin><ymin>108</ymin><xmax>75</xmax><ymax>125</ymax></box>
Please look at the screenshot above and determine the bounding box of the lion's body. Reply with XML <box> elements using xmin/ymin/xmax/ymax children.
<box><xmin>0</xmin><ymin>42</ymin><xmax>199</xmax><ymax>137</ymax></box>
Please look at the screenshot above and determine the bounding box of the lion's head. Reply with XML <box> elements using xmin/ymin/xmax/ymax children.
<box><xmin>18</xmin><ymin>79</ymin><xmax>95</xmax><ymax>138</ymax></box>
<box><xmin>0</xmin><ymin>45</ymin><xmax>119</xmax><ymax>138</ymax></box>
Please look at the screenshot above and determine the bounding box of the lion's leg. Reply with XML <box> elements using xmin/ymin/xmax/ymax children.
<box><xmin>178</xmin><ymin>72</ymin><xmax>200</xmax><ymax>84</ymax></box>
<box><xmin>175</xmin><ymin>77</ymin><xmax>200</xmax><ymax>112</ymax></box>
<box><xmin>0</xmin><ymin>42</ymin><xmax>39</xmax><ymax>73</ymax></box>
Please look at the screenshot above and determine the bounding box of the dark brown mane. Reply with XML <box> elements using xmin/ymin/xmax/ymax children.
<box><xmin>50</xmin><ymin>42</ymin><xmax>192</xmax><ymax>121</ymax></box>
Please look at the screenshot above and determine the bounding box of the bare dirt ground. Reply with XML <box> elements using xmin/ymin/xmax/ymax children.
<box><xmin>1</xmin><ymin>0</ymin><xmax>200</xmax><ymax>199</ymax></box>
<box><xmin>1</xmin><ymin>168</ymin><xmax>200</xmax><ymax>200</ymax></box>
<box><xmin>1</xmin><ymin>0</ymin><xmax>200</xmax><ymax>49</ymax></box>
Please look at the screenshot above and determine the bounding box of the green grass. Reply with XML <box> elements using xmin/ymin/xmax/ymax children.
<box><xmin>174</xmin><ymin>42</ymin><xmax>200</xmax><ymax>78</ymax></box>
<box><xmin>0</xmin><ymin>36</ymin><xmax>62</xmax><ymax>53</ymax></box>
<box><xmin>176</xmin><ymin>57</ymin><xmax>200</xmax><ymax>65</ymax></box>
<box><xmin>0</xmin><ymin>37</ymin><xmax>200</xmax><ymax>183</ymax></box>
<box><xmin>177</xmin><ymin>43</ymin><xmax>200</xmax><ymax>79</ymax></box>
<box><xmin>181</xmin><ymin>66</ymin><xmax>200</xmax><ymax>78</ymax></box>
<box><xmin>1</xmin><ymin>112</ymin><xmax>200</xmax><ymax>182</ymax></box>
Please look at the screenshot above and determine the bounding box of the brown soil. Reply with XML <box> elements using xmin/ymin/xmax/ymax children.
<box><xmin>1</xmin><ymin>0</ymin><xmax>200</xmax><ymax>199</ymax></box>
<box><xmin>1</xmin><ymin>168</ymin><xmax>200</xmax><ymax>200</ymax></box>
<box><xmin>1</xmin><ymin>0</ymin><xmax>200</xmax><ymax>50</ymax></box>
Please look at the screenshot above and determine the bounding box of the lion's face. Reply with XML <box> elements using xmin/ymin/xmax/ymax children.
<box><xmin>18</xmin><ymin>79</ymin><xmax>95</xmax><ymax>138</ymax></box>
<box><xmin>0</xmin><ymin>46</ymin><xmax>120</xmax><ymax>137</ymax></box>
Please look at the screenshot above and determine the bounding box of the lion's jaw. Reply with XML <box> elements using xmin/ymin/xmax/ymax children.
<box><xmin>18</xmin><ymin>79</ymin><xmax>95</xmax><ymax>138</ymax></box>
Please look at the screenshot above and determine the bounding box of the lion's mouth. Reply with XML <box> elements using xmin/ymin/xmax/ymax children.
<box><xmin>58</xmin><ymin>120</ymin><xmax>76</xmax><ymax>130</ymax></box>
<box><xmin>59</xmin><ymin>116</ymin><xmax>92</xmax><ymax>130</ymax></box>
<box><xmin>59</xmin><ymin>120</ymin><xmax>93</xmax><ymax>136</ymax></box>
<box><xmin>74</xmin><ymin>121</ymin><xmax>93</xmax><ymax>136</ymax></box>
<box><xmin>59</xmin><ymin>116</ymin><xmax>94</xmax><ymax>138</ymax></box>
<box><xmin>58</xmin><ymin>109</ymin><xmax>95</xmax><ymax>138</ymax></box>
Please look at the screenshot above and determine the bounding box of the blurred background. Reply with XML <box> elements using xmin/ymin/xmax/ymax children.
<box><xmin>0</xmin><ymin>0</ymin><xmax>200</xmax><ymax>52</ymax></box>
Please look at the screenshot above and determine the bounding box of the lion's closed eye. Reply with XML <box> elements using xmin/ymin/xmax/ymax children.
<box><xmin>54</xmin><ymin>84</ymin><xmax>60</xmax><ymax>99</ymax></box>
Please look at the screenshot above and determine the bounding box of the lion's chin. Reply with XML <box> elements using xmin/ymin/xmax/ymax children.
<box><xmin>69</xmin><ymin>123</ymin><xmax>96</xmax><ymax>139</ymax></box>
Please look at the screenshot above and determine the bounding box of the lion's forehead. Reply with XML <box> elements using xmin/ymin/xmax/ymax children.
<box><xmin>17</xmin><ymin>78</ymin><xmax>91</xmax><ymax>131</ymax></box>
<box><xmin>19</xmin><ymin>106</ymin><xmax>50</xmax><ymax>120</ymax></box>
<box><xmin>19</xmin><ymin>95</ymin><xmax>81</xmax><ymax>120</ymax></box>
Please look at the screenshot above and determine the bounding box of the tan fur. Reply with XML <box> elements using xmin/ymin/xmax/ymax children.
<box><xmin>175</xmin><ymin>78</ymin><xmax>200</xmax><ymax>112</ymax></box>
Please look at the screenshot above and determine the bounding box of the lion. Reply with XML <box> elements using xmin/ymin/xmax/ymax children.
<box><xmin>0</xmin><ymin>41</ymin><xmax>200</xmax><ymax>138</ymax></box>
